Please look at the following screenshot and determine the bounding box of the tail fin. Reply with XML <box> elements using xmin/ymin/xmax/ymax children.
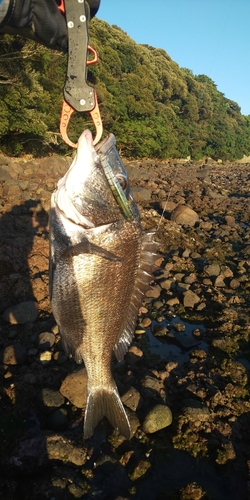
<box><xmin>84</xmin><ymin>382</ymin><xmax>131</xmax><ymax>440</ymax></box>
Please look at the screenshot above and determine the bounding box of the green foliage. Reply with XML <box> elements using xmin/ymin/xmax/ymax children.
<box><xmin>0</xmin><ymin>20</ymin><xmax>249</xmax><ymax>159</ymax></box>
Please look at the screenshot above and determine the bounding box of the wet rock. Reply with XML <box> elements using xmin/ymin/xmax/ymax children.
<box><xmin>171</xmin><ymin>205</ymin><xmax>199</xmax><ymax>226</ymax></box>
<box><xmin>183</xmin><ymin>290</ymin><xmax>200</xmax><ymax>308</ymax></box>
<box><xmin>153</xmin><ymin>325</ymin><xmax>168</xmax><ymax>337</ymax></box>
<box><xmin>2</xmin><ymin>342</ymin><xmax>27</xmax><ymax>365</ymax></box>
<box><xmin>143</xmin><ymin>404</ymin><xmax>173</xmax><ymax>433</ymax></box>
<box><xmin>60</xmin><ymin>368</ymin><xmax>88</xmax><ymax>408</ymax></box>
<box><xmin>2</xmin><ymin>301</ymin><xmax>38</xmax><ymax>324</ymax></box>
<box><xmin>173</xmin><ymin>321</ymin><xmax>185</xmax><ymax>332</ymax></box>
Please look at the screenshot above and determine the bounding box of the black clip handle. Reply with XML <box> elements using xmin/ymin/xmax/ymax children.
<box><xmin>64</xmin><ymin>0</ymin><xmax>95</xmax><ymax>112</ymax></box>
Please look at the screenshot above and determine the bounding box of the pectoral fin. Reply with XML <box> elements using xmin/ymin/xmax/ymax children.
<box><xmin>63</xmin><ymin>237</ymin><xmax>123</xmax><ymax>262</ymax></box>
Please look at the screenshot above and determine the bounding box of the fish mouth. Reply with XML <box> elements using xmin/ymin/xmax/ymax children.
<box><xmin>96</xmin><ymin>134</ymin><xmax>134</xmax><ymax>221</ymax></box>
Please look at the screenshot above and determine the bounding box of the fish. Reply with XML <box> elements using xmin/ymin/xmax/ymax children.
<box><xmin>49</xmin><ymin>129</ymin><xmax>159</xmax><ymax>439</ymax></box>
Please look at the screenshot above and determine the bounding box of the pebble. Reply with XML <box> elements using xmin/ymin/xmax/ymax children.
<box><xmin>177</xmin><ymin>282</ymin><xmax>190</xmax><ymax>293</ymax></box>
<box><xmin>141</xmin><ymin>317</ymin><xmax>152</xmax><ymax>327</ymax></box>
<box><xmin>143</xmin><ymin>405</ymin><xmax>173</xmax><ymax>433</ymax></box>
<box><xmin>152</xmin><ymin>300</ymin><xmax>164</xmax><ymax>310</ymax></box>
<box><xmin>2</xmin><ymin>301</ymin><xmax>38</xmax><ymax>324</ymax></box>
<box><xmin>183</xmin><ymin>290</ymin><xmax>200</xmax><ymax>308</ymax></box>
<box><xmin>229</xmin><ymin>278</ymin><xmax>241</xmax><ymax>290</ymax></box>
<box><xmin>145</xmin><ymin>286</ymin><xmax>161</xmax><ymax>299</ymax></box>
<box><xmin>166</xmin><ymin>297</ymin><xmax>180</xmax><ymax>306</ymax></box>
<box><xmin>2</xmin><ymin>343</ymin><xmax>27</xmax><ymax>365</ymax></box>
<box><xmin>39</xmin><ymin>351</ymin><xmax>52</xmax><ymax>364</ymax></box>
<box><xmin>160</xmin><ymin>279</ymin><xmax>174</xmax><ymax>291</ymax></box>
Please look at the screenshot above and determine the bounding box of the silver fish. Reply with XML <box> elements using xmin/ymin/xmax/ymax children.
<box><xmin>49</xmin><ymin>129</ymin><xmax>158</xmax><ymax>439</ymax></box>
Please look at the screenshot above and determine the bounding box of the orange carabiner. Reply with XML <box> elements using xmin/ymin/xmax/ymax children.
<box><xmin>60</xmin><ymin>90</ymin><xmax>103</xmax><ymax>148</ymax></box>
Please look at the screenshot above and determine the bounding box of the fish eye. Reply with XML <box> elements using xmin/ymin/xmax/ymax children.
<box><xmin>116</xmin><ymin>175</ymin><xmax>127</xmax><ymax>191</ymax></box>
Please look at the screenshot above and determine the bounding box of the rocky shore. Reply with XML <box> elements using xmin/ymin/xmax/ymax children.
<box><xmin>0</xmin><ymin>151</ymin><xmax>250</xmax><ymax>500</ymax></box>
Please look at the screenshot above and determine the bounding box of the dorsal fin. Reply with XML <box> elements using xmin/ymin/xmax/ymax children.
<box><xmin>113</xmin><ymin>232</ymin><xmax>160</xmax><ymax>361</ymax></box>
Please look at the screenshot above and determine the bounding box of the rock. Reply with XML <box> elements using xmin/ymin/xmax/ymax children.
<box><xmin>153</xmin><ymin>325</ymin><xmax>168</xmax><ymax>337</ymax></box>
<box><xmin>182</xmin><ymin>248</ymin><xmax>191</xmax><ymax>258</ymax></box>
<box><xmin>171</xmin><ymin>205</ymin><xmax>199</xmax><ymax>226</ymax></box>
<box><xmin>224</xmin><ymin>215</ymin><xmax>235</xmax><ymax>226</ymax></box>
<box><xmin>173</xmin><ymin>321</ymin><xmax>185</xmax><ymax>332</ymax></box>
<box><xmin>141</xmin><ymin>317</ymin><xmax>152</xmax><ymax>328</ymax></box>
<box><xmin>204</xmin><ymin>263</ymin><xmax>221</xmax><ymax>277</ymax></box>
<box><xmin>129</xmin><ymin>460</ymin><xmax>151</xmax><ymax>480</ymax></box>
<box><xmin>39</xmin><ymin>351</ymin><xmax>52</xmax><ymax>365</ymax></box>
<box><xmin>2</xmin><ymin>301</ymin><xmax>38</xmax><ymax>324</ymax></box>
<box><xmin>182</xmin><ymin>400</ymin><xmax>210</xmax><ymax>421</ymax></box>
<box><xmin>145</xmin><ymin>286</ymin><xmax>161</xmax><ymax>299</ymax></box>
<box><xmin>152</xmin><ymin>300</ymin><xmax>164</xmax><ymax>310</ymax></box>
<box><xmin>38</xmin><ymin>332</ymin><xmax>56</xmax><ymax>351</ymax></box>
<box><xmin>2</xmin><ymin>342</ymin><xmax>27</xmax><ymax>365</ymax></box>
<box><xmin>141</xmin><ymin>375</ymin><xmax>164</xmax><ymax>396</ymax></box>
<box><xmin>60</xmin><ymin>368</ymin><xmax>88</xmax><ymax>408</ymax></box>
<box><xmin>183</xmin><ymin>290</ymin><xmax>200</xmax><ymax>308</ymax></box>
<box><xmin>0</xmin><ymin>155</ymin><xmax>10</xmax><ymax>166</ymax></box>
<box><xmin>143</xmin><ymin>405</ymin><xmax>172</xmax><ymax>433</ymax></box>
<box><xmin>214</xmin><ymin>274</ymin><xmax>226</xmax><ymax>287</ymax></box>
<box><xmin>160</xmin><ymin>279</ymin><xmax>175</xmax><ymax>291</ymax></box>
<box><xmin>47</xmin><ymin>435</ymin><xmax>88</xmax><ymax>465</ymax></box>
<box><xmin>0</xmin><ymin>166</ymin><xmax>11</xmax><ymax>180</ymax></box>
<box><xmin>132</xmin><ymin>187</ymin><xmax>151</xmax><ymax>201</ymax></box>
<box><xmin>126</xmin><ymin>165</ymin><xmax>148</xmax><ymax>180</ymax></box>
<box><xmin>121</xmin><ymin>387</ymin><xmax>141</xmax><ymax>411</ymax></box>
<box><xmin>229</xmin><ymin>278</ymin><xmax>241</xmax><ymax>290</ymax></box>
<box><xmin>166</xmin><ymin>297</ymin><xmax>180</xmax><ymax>306</ymax></box>
<box><xmin>41</xmin><ymin>388</ymin><xmax>65</xmax><ymax>409</ymax></box>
